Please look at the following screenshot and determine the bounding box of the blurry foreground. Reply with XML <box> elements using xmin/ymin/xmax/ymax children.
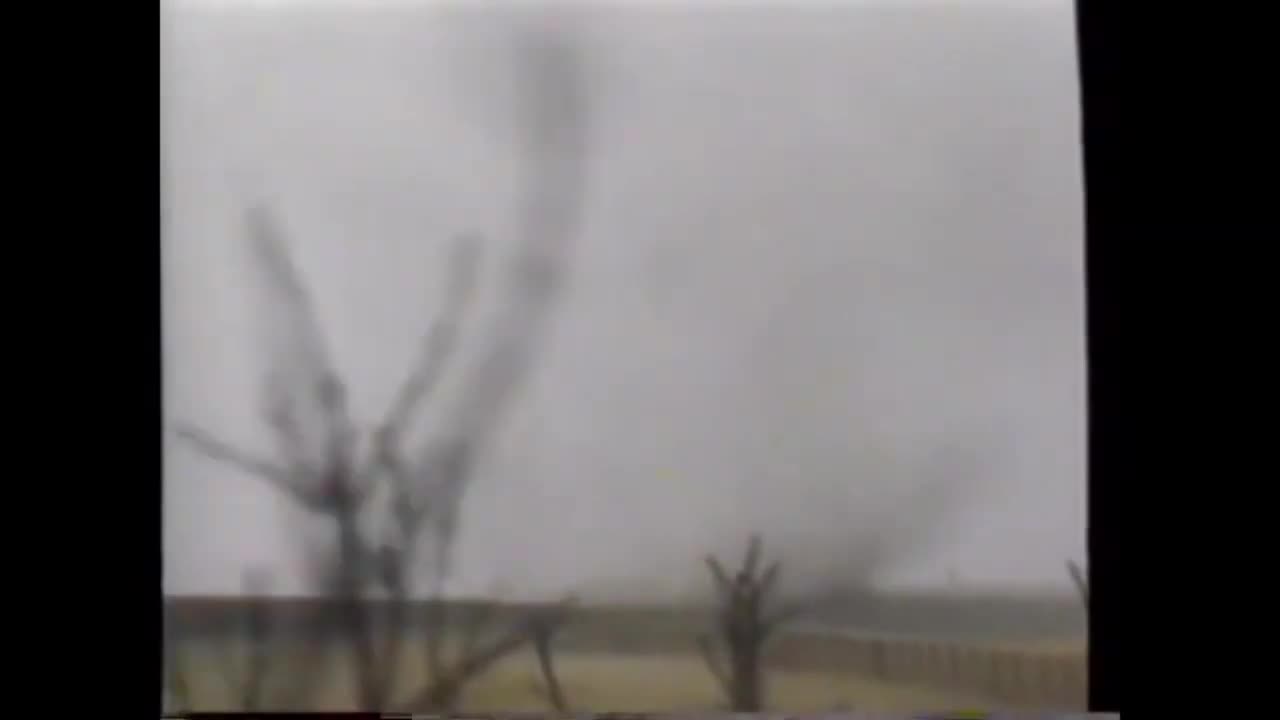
<box><xmin>165</xmin><ymin>593</ymin><xmax>1085</xmax><ymax>713</ymax></box>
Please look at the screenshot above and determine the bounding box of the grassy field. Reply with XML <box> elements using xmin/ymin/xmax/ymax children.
<box><xmin>172</xmin><ymin>639</ymin><xmax>1018</xmax><ymax>712</ymax></box>
<box><xmin>166</xmin><ymin>596</ymin><xmax>1085</xmax><ymax>713</ymax></box>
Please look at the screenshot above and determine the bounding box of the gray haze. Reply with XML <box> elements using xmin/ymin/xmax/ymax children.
<box><xmin>161</xmin><ymin>3</ymin><xmax>1084</xmax><ymax>603</ymax></box>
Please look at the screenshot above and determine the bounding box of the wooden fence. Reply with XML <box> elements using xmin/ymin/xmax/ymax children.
<box><xmin>770</xmin><ymin>629</ymin><xmax>1086</xmax><ymax>709</ymax></box>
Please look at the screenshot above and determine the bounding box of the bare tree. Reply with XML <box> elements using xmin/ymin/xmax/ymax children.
<box><xmin>698</xmin><ymin>534</ymin><xmax>801</xmax><ymax>712</ymax></box>
<box><xmin>173</xmin><ymin>23</ymin><xmax>591</xmax><ymax>712</ymax></box>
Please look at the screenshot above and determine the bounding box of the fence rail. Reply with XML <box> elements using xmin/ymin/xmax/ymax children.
<box><xmin>773</xmin><ymin>626</ymin><xmax>1086</xmax><ymax>709</ymax></box>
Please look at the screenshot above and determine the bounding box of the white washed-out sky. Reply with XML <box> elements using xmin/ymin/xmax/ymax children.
<box><xmin>162</xmin><ymin>1</ymin><xmax>1084</xmax><ymax>602</ymax></box>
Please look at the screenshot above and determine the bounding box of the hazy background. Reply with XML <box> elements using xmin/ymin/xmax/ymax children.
<box><xmin>161</xmin><ymin>1</ymin><xmax>1084</xmax><ymax>604</ymax></box>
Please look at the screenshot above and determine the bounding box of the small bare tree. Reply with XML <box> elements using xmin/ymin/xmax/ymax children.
<box><xmin>697</xmin><ymin>534</ymin><xmax>800</xmax><ymax>712</ymax></box>
<box><xmin>173</xmin><ymin>24</ymin><xmax>591</xmax><ymax>712</ymax></box>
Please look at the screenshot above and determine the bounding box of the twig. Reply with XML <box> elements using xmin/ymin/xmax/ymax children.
<box><xmin>173</xmin><ymin>424</ymin><xmax>297</xmax><ymax>494</ymax></box>
<box><xmin>1067</xmin><ymin>559</ymin><xmax>1088</xmax><ymax>607</ymax></box>
<box><xmin>757</xmin><ymin>560</ymin><xmax>781</xmax><ymax>598</ymax></box>
<box><xmin>704</xmin><ymin>556</ymin><xmax>733</xmax><ymax>598</ymax></box>
<box><xmin>742</xmin><ymin>534</ymin><xmax>763</xmax><ymax>578</ymax></box>
<box><xmin>246</xmin><ymin>205</ymin><xmax>320</xmax><ymax>321</ymax></box>
<box><xmin>380</xmin><ymin>233</ymin><xmax>483</xmax><ymax>442</ymax></box>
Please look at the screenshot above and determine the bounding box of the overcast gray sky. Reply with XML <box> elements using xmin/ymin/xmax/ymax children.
<box><xmin>161</xmin><ymin>1</ymin><xmax>1084</xmax><ymax>602</ymax></box>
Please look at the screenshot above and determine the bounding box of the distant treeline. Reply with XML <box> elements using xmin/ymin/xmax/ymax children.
<box><xmin>802</xmin><ymin>590</ymin><xmax>1085</xmax><ymax>641</ymax></box>
<box><xmin>166</xmin><ymin>590</ymin><xmax>1084</xmax><ymax>645</ymax></box>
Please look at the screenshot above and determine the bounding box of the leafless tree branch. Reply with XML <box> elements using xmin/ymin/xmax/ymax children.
<box><xmin>380</xmin><ymin>233</ymin><xmax>483</xmax><ymax>440</ymax></box>
<box><xmin>705</xmin><ymin>556</ymin><xmax>733</xmax><ymax>599</ymax></box>
<box><xmin>173</xmin><ymin>423</ymin><xmax>316</xmax><ymax>507</ymax></box>
<box><xmin>1067</xmin><ymin>559</ymin><xmax>1088</xmax><ymax>608</ymax></box>
<box><xmin>757</xmin><ymin>560</ymin><xmax>781</xmax><ymax>599</ymax></box>
<box><xmin>742</xmin><ymin>534</ymin><xmax>763</xmax><ymax>578</ymax></box>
